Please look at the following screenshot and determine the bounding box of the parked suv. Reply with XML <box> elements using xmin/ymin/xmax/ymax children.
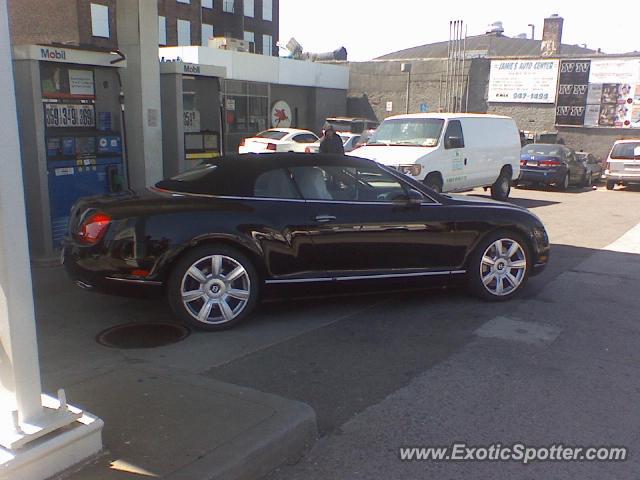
<box><xmin>604</xmin><ymin>139</ymin><xmax>640</xmax><ymax>190</ymax></box>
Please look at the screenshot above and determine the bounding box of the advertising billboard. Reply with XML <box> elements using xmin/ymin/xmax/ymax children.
<box><xmin>488</xmin><ymin>60</ymin><xmax>559</xmax><ymax>103</ymax></box>
<box><xmin>556</xmin><ymin>58</ymin><xmax>640</xmax><ymax>128</ymax></box>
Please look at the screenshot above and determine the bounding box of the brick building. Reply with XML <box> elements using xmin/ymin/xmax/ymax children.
<box><xmin>8</xmin><ymin>0</ymin><xmax>279</xmax><ymax>55</ymax></box>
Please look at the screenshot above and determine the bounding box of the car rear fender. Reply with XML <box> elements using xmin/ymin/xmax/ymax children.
<box><xmin>154</xmin><ymin>234</ymin><xmax>267</xmax><ymax>284</ymax></box>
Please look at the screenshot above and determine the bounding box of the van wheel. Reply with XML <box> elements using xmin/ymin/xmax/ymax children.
<box><xmin>606</xmin><ymin>180</ymin><xmax>615</xmax><ymax>190</ymax></box>
<box><xmin>423</xmin><ymin>173</ymin><xmax>443</xmax><ymax>193</ymax></box>
<box><xmin>491</xmin><ymin>169</ymin><xmax>511</xmax><ymax>200</ymax></box>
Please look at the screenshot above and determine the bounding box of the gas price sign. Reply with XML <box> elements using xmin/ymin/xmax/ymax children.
<box><xmin>45</xmin><ymin>103</ymin><xmax>95</xmax><ymax>128</ymax></box>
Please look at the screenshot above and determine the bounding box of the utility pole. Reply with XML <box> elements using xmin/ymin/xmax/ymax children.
<box><xmin>402</xmin><ymin>63</ymin><xmax>412</xmax><ymax>114</ymax></box>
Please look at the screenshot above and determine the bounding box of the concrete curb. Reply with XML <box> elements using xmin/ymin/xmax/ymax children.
<box><xmin>166</xmin><ymin>395</ymin><xmax>316</xmax><ymax>480</ymax></box>
<box><xmin>61</xmin><ymin>366</ymin><xmax>318</xmax><ymax>480</ymax></box>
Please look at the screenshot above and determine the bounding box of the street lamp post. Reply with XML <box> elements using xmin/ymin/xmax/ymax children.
<box><xmin>401</xmin><ymin>62</ymin><xmax>412</xmax><ymax>114</ymax></box>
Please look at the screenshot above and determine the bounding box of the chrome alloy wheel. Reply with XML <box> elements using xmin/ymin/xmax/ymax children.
<box><xmin>480</xmin><ymin>238</ymin><xmax>527</xmax><ymax>296</ymax></box>
<box><xmin>180</xmin><ymin>255</ymin><xmax>251</xmax><ymax>325</ymax></box>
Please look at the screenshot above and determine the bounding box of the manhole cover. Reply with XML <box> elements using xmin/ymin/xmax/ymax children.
<box><xmin>96</xmin><ymin>322</ymin><xmax>190</xmax><ymax>349</ymax></box>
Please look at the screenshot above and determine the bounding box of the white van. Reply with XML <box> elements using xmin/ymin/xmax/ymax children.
<box><xmin>349</xmin><ymin>113</ymin><xmax>521</xmax><ymax>200</ymax></box>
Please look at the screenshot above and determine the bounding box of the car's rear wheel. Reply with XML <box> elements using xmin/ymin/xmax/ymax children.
<box><xmin>557</xmin><ymin>173</ymin><xmax>569</xmax><ymax>191</ymax></box>
<box><xmin>168</xmin><ymin>245</ymin><xmax>260</xmax><ymax>331</ymax></box>
<box><xmin>468</xmin><ymin>231</ymin><xmax>530</xmax><ymax>301</ymax></box>
<box><xmin>491</xmin><ymin>169</ymin><xmax>511</xmax><ymax>200</ymax></box>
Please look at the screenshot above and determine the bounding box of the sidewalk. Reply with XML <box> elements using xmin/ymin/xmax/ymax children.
<box><xmin>31</xmin><ymin>268</ymin><xmax>317</xmax><ymax>480</ymax></box>
<box><xmin>267</xmin><ymin>225</ymin><xmax>640</xmax><ymax>479</ymax></box>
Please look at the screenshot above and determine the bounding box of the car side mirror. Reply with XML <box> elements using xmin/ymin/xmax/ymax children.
<box><xmin>445</xmin><ymin>136</ymin><xmax>463</xmax><ymax>149</ymax></box>
<box><xmin>395</xmin><ymin>188</ymin><xmax>424</xmax><ymax>207</ymax></box>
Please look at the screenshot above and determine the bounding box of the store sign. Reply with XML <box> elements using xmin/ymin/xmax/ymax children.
<box><xmin>69</xmin><ymin>70</ymin><xmax>95</xmax><ymax>96</ymax></box>
<box><xmin>488</xmin><ymin>60</ymin><xmax>559</xmax><ymax>103</ymax></box>
<box><xmin>184</xmin><ymin>110</ymin><xmax>201</xmax><ymax>133</ymax></box>
<box><xmin>271</xmin><ymin>100</ymin><xmax>292</xmax><ymax>128</ymax></box>
<box><xmin>44</xmin><ymin>103</ymin><xmax>95</xmax><ymax>128</ymax></box>
<box><xmin>556</xmin><ymin>58</ymin><xmax>640</xmax><ymax>128</ymax></box>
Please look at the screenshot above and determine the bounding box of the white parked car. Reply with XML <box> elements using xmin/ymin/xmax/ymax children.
<box><xmin>349</xmin><ymin>113</ymin><xmax>521</xmax><ymax>200</ymax></box>
<box><xmin>338</xmin><ymin>133</ymin><xmax>362</xmax><ymax>153</ymax></box>
<box><xmin>239</xmin><ymin>129</ymin><xmax>320</xmax><ymax>154</ymax></box>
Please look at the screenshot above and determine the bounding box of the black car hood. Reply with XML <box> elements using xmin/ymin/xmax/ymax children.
<box><xmin>443</xmin><ymin>193</ymin><xmax>524</xmax><ymax>209</ymax></box>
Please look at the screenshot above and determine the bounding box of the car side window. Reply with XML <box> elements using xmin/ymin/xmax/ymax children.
<box><xmin>253</xmin><ymin>169</ymin><xmax>301</xmax><ymax>199</ymax></box>
<box><xmin>444</xmin><ymin>120</ymin><xmax>465</xmax><ymax>149</ymax></box>
<box><xmin>290</xmin><ymin>165</ymin><xmax>414</xmax><ymax>202</ymax></box>
<box><xmin>293</xmin><ymin>134</ymin><xmax>318</xmax><ymax>144</ymax></box>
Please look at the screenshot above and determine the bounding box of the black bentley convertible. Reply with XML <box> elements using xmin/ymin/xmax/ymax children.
<box><xmin>63</xmin><ymin>153</ymin><xmax>549</xmax><ymax>330</ymax></box>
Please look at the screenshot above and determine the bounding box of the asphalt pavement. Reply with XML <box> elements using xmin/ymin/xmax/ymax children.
<box><xmin>31</xmin><ymin>184</ymin><xmax>640</xmax><ymax>480</ymax></box>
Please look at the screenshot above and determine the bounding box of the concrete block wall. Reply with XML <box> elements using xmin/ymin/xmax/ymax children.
<box><xmin>347</xmin><ymin>58</ymin><xmax>489</xmax><ymax>121</ymax></box>
<box><xmin>486</xmin><ymin>103</ymin><xmax>557</xmax><ymax>132</ymax></box>
<box><xmin>556</xmin><ymin>127</ymin><xmax>640</xmax><ymax>160</ymax></box>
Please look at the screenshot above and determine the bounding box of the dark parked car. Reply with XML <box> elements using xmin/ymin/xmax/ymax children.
<box><xmin>63</xmin><ymin>154</ymin><xmax>550</xmax><ymax>331</ymax></box>
<box><xmin>575</xmin><ymin>151</ymin><xmax>603</xmax><ymax>187</ymax></box>
<box><xmin>518</xmin><ymin>144</ymin><xmax>589</xmax><ymax>190</ymax></box>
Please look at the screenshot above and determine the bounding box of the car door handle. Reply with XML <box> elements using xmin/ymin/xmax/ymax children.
<box><xmin>314</xmin><ymin>215</ymin><xmax>337</xmax><ymax>223</ymax></box>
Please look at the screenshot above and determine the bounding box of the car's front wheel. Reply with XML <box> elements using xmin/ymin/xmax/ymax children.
<box><xmin>468</xmin><ymin>231</ymin><xmax>530</xmax><ymax>301</ymax></box>
<box><xmin>168</xmin><ymin>245</ymin><xmax>260</xmax><ymax>331</ymax></box>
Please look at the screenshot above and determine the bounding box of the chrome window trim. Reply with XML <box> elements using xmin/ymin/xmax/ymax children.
<box><xmin>265</xmin><ymin>269</ymin><xmax>466</xmax><ymax>284</ymax></box>
<box><xmin>151</xmin><ymin>188</ymin><xmax>441</xmax><ymax>206</ymax></box>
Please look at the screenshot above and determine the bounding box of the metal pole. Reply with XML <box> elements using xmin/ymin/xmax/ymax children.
<box><xmin>464</xmin><ymin>25</ymin><xmax>469</xmax><ymax>112</ymax></box>
<box><xmin>405</xmin><ymin>70</ymin><xmax>411</xmax><ymax>114</ymax></box>
<box><xmin>465</xmin><ymin>75</ymin><xmax>471</xmax><ymax>113</ymax></box>
<box><xmin>452</xmin><ymin>20</ymin><xmax>458</xmax><ymax>112</ymax></box>
<box><xmin>459</xmin><ymin>22</ymin><xmax>466</xmax><ymax>113</ymax></box>
<box><xmin>445</xmin><ymin>21</ymin><xmax>452</xmax><ymax>112</ymax></box>
<box><xmin>439</xmin><ymin>73</ymin><xmax>443</xmax><ymax>111</ymax></box>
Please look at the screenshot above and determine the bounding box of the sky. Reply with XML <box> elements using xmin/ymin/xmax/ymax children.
<box><xmin>279</xmin><ymin>0</ymin><xmax>638</xmax><ymax>61</ymax></box>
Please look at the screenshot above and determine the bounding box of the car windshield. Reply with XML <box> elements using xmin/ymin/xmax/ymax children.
<box><xmin>368</xmin><ymin>118</ymin><xmax>444</xmax><ymax>147</ymax></box>
<box><xmin>610</xmin><ymin>142</ymin><xmax>640</xmax><ymax>159</ymax></box>
<box><xmin>254</xmin><ymin>130</ymin><xmax>288</xmax><ymax>140</ymax></box>
<box><xmin>521</xmin><ymin>144</ymin><xmax>562</xmax><ymax>156</ymax></box>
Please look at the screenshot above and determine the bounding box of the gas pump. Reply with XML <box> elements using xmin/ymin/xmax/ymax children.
<box><xmin>43</xmin><ymin>63</ymin><xmax>125</xmax><ymax>246</ymax></box>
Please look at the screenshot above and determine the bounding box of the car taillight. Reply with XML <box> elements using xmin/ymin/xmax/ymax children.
<box><xmin>520</xmin><ymin>160</ymin><xmax>527</xmax><ymax>166</ymax></box>
<box><xmin>266</xmin><ymin>143</ymin><xmax>277</xmax><ymax>151</ymax></box>
<box><xmin>539</xmin><ymin>160</ymin><xmax>562</xmax><ymax>167</ymax></box>
<box><xmin>76</xmin><ymin>212</ymin><xmax>111</xmax><ymax>245</ymax></box>
<box><xmin>239</xmin><ymin>138</ymin><xmax>246</xmax><ymax>146</ymax></box>
<box><xmin>605</xmin><ymin>161</ymin><xmax>610</xmax><ymax>173</ymax></box>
